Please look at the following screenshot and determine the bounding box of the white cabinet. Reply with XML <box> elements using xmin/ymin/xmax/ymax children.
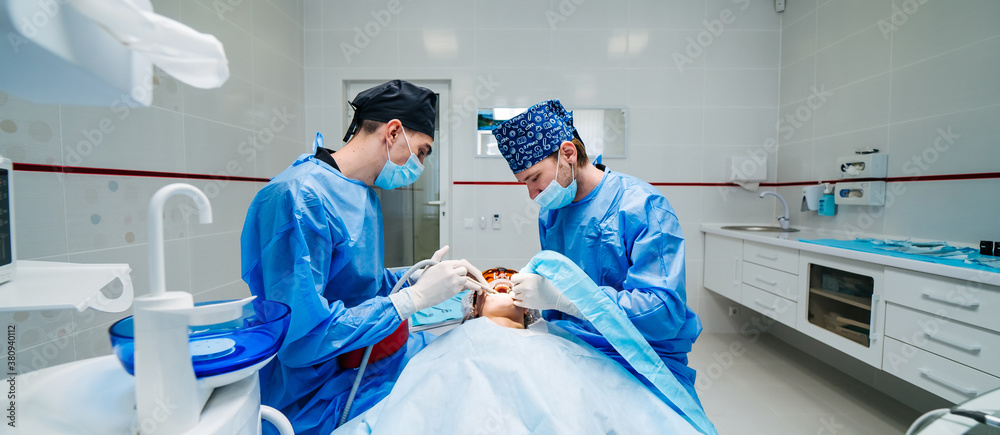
<box><xmin>701</xmin><ymin>229</ymin><xmax>1000</xmax><ymax>400</ymax></box>
<box><xmin>703</xmin><ymin>234</ymin><xmax>742</xmax><ymax>301</ymax></box>
<box><xmin>743</xmin><ymin>241</ymin><xmax>799</xmax><ymax>274</ymax></box>
<box><xmin>884</xmin><ymin>268</ymin><xmax>1000</xmax><ymax>333</ymax></box>
<box><xmin>739</xmin><ymin>241</ymin><xmax>800</xmax><ymax>328</ymax></box>
<box><xmin>796</xmin><ymin>251</ymin><xmax>886</xmax><ymax>368</ymax></box>
<box><xmin>883</xmin><ymin>338</ymin><xmax>1000</xmax><ymax>404</ymax></box>
<box><xmin>742</xmin><ymin>261</ymin><xmax>798</xmax><ymax>301</ymax></box>
<box><xmin>741</xmin><ymin>283</ymin><xmax>797</xmax><ymax>328</ymax></box>
<box><xmin>883</xmin><ymin>267</ymin><xmax>1000</xmax><ymax>403</ymax></box>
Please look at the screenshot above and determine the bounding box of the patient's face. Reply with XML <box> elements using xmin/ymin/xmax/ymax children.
<box><xmin>481</xmin><ymin>292</ymin><xmax>524</xmax><ymax>317</ymax></box>
<box><xmin>472</xmin><ymin>267</ymin><xmax>527</xmax><ymax>329</ymax></box>
<box><xmin>473</xmin><ymin>292</ymin><xmax>528</xmax><ymax>329</ymax></box>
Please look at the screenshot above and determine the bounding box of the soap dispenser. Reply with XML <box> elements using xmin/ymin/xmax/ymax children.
<box><xmin>818</xmin><ymin>183</ymin><xmax>837</xmax><ymax>216</ymax></box>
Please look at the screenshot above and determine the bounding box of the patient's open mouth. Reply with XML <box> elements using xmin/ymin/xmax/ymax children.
<box><xmin>482</xmin><ymin>267</ymin><xmax>517</xmax><ymax>294</ymax></box>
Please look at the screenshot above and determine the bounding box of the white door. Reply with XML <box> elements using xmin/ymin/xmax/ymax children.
<box><xmin>344</xmin><ymin>80</ymin><xmax>451</xmax><ymax>267</ymax></box>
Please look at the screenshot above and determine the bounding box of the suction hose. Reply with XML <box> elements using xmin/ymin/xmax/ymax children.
<box><xmin>337</xmin><ymin>259</ymin><xmax>439</xmax><ymax>427</ymax></box>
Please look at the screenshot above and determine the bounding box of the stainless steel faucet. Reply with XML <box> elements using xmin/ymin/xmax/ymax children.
<box><xmin>759</xmin><ymin>191</ymin><xmax>790</xmax><ymax>230</ymax></box>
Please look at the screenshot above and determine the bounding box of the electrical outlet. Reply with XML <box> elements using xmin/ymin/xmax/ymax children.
<box><xmin>728</xmin><ymin>306</ymin><xmax>740</xmax><ymax>317</ymax></box>
<box><xmin>492</xmin><ymin>213</ymin><xmax>501</xmax><ymax>230</ymax></box>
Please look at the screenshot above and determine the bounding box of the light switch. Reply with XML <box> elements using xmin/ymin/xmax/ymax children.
<box><xmin>464</xmin><ymin>218</ymin><xmax>474</xmax><ymax>229</ymax></box>
<box><xmin>480</xmin><ymin>217</ymin><xmax>486</xmax><ymax>229</ymax></box>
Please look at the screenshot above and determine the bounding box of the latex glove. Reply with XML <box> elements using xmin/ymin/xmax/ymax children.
<box><xmin>509</xmin><ymin>272</ymin><xmax>584</xmax><ymax>319</ymax></box>
<box><xmin>408</xmin><ymin>245</ymin><xmax>451</xmax><ymax>285</ymax></box>
<box><xmin>390</xmin><ymin>259</ymin><xmax>478</xmax><ymax>319</ymax></box>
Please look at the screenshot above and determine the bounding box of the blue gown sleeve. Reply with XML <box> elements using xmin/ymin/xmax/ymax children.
<box><xmin>604</xmin><ymin>195</ymin><xmax>693</xmax><ymax>342</ymax></box>
<box><xmin>248</xmin><ymin>202</ymin><xmax>403</xmax><ymax>369</ymax></box>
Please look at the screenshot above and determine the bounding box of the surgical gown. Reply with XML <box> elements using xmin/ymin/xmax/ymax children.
<box><xmin>538</xmin><ymin>169</ymin><xmax>703</xmax><ymax>401</ymax></box>
<box><xmin>241</xmin><ymin>153</ymin><xmax>431</xmax><ymax>435</ymax></box>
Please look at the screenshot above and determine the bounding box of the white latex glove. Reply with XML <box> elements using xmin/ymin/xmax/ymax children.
<box><xmin>390</xmin><ymin>259</ymin><xmax>479</xmax><ymax>319</ymax></box>
<box><xmin>509</xmin><ymin>273</ymin><xmax>584</xmax><ymax>319</ymax></box>
<box><xmin>407</xmin><ymin>245</ymin><xmax>451</xmax><ymax>285</ymax></box>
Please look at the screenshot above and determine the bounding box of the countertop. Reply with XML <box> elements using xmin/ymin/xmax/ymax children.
<box><xmin>700</xmin><ymin>224</ymin><xmax>1000</xmax><ymax>287</ymax></box>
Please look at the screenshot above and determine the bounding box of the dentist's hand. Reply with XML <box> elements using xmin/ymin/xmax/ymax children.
<box><xmin>391</xmin><ymin>259</ymin><xmax>483</xmax><ymax>319</ymax></box>
<box><xmin>509</xmin><ymin>273</ymin><xmax>584</xmax><ymax>319</ymax></box>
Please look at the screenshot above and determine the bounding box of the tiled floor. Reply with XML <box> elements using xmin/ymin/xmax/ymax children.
<box><xmin>689</xmin><ymin>332</ymin><xmax>921</xmax><ymax>435</ymax></box>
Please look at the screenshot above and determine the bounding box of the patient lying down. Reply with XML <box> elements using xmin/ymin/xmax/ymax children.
<box><xmin>463</xmin><ymin>285</ymin><xmax>533</xmax><ymax>329</ymax></box>
<box><xmin>334</xmin><ymin>273</ymin><xmax>699</xmax><ymax>435</ymax></box>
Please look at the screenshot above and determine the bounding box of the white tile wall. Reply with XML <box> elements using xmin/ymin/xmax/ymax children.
<box><xmin>889</xmin><ymin>36</ymin><xmax>1000</xmax><ymax>124</ymax></box>
<box><xmin>889</xmin><ymin>0</ymin><xmax>1000</xmax><ymax>69</ymax></box>
<box><xmin>777</xmin><ymin>1</ymin><xmax>1000</xmax><ymax>246</ymax></box>
<box><xmin>0</xmin><ymin>1</ymin><xmax>302</xmax><ymax>370</ymax></box>
<box><xmin>778</xmin><ymin>56</ymin><xmax>816</xmax><ymax>107</ymax></box>
<box><xmin>13</xmin><ymin>171</ymin><xmax>68</xmax><ymax>259</ymax></box>
<box><xmin>0</xmin><ymin>94</ymin><xmax>62</xmax><ymax>165</ymax></box>
<box><xmin>815</xmin><ymin>0</ymin><xmax>891</xmax><ymax>50</ymax></box>
<box><xmin>814</xmin><ymin>25</ymin><xmax>890</xmax><ymax>90</ymax></box>
<box><xmin>812</xmin><ymin>73</ymin><xmax>890</xmax><ymax>138</ymax></box>
<box><xmin>181</xmin><ymin>1</ymin><xmax>254</xmax><ymax>81</ymax></box>
<box><xmin>887</xmin><ymin>105</ymin><xmax>1000</xmax><ymax>178</ymax></box>
<box><xmin>58</xmin><ymin>106</ymin><xmax>186</xmax><ymax>172</ymax></box>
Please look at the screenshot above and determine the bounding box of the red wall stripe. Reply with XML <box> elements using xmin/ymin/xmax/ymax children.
<box><xmin>13</xmin><ymin>163</ymin><xmax>999</xmax><ymax>187</ymax></box>
<box><xmin>13</xmin><ymin>163</ymin><xmax>271</xmax><ymax>183</ymax></box>
<box><xmin>454</xmin><ymin>172</ymin><xmax>1000</xmax><ymax>187</ymax></box>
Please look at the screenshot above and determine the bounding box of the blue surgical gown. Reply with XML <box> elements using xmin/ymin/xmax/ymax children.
<box><xmin>241</xmin><ymin>153</ymin><xmax>431</xmax><ymax>435</ymax></box>
<box><xmin>539</xmin><ymin>169</ymin><xmax>703</xmax><ymax>398</ymax></box>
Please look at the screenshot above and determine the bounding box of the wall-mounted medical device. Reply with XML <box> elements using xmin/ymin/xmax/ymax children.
<box><xmin>837</xmin><ymin>153</ymin><xmax>887</xmax><ymax>179</ymax></box>
<box><xmin>833</xmin><ymin>181</ymin><xmax>886</xmax><ymax>206</ymax></box>
<box><xmin>0</xmin><ymin>155</ymin><xmax>15</xmax><ymax>285</ymax></box>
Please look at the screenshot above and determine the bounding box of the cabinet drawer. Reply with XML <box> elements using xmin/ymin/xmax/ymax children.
<box><xmin>885</xmin><ymin>268</ymin><xmax>1000</xmax><ymax>334</ymax></box>
<box><xmin>883</xmin><ymin>337</ymin><xmax>1000</xmax><ymax>404</ymax></box>
<box><xmin>743</xmin><ymin>241</ymin><xmax>798</xmax><ymax>274</ymax></box>
<box><xmin>885</xmin><ymin>304</ymin><xmax>1000</xmax><ymax>376</ymax></box>
<box><xmin>741</xmin><ymin>284</ymin><xmax>796</xmax><ymax>328</ymax></box>
<box><xmin>742</xmin><ymin>262</ymin><xmax>798</xmax><ymax>301</ymax></box>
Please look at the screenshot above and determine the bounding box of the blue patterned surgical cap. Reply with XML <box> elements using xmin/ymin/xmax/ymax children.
<box><xmin>493</xmin><ymin>99</ymin><xmax>577</xmax><ymax>174</ymax></box>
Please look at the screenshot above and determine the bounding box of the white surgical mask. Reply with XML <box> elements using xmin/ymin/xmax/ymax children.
<box><xmin>374</xmin><ymin>127</ymin><xmax>423</xmax><ymax>190</ymax></box>
<box><xmin>534</xmin><ymin>158</ymin><xmax>577</xmax><ymax>211</ymax></box>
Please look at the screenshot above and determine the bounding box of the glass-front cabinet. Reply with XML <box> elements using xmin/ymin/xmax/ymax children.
<box><xmin>797</xmin><ymin>252</ymin><xmax>886</xmax><ymax>368</ymax></box>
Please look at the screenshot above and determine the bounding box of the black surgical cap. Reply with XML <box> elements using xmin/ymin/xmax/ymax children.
<box><xmin>342</xmin><ymin>80</ymin><xmax>438</xmax><ymax>142</ymax></box>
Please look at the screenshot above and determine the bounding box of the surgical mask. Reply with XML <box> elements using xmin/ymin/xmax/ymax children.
<box><xmin>374</xmin><ymin>127</ymin><xmax>423</xmax><ymax>190</ymax></box>
<box><xmin>534</xmin><ymin>158</ymin><xmax>577</xmax><ymax>211</ymax></box>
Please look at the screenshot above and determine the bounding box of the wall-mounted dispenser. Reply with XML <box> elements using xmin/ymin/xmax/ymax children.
<box><xmin>833</xmin><ymin>181</ymin><xmax>886</xmax><ymax>206</ymax></box>
<box><xmin>836</xmin><ymin>153</ymin><xmax>887</xmax><ymax>178</ymax></box>
<box><xmin>727</xmin><ymin>156</ymin><xmax>766</xmax><ymax>190</ymax></box>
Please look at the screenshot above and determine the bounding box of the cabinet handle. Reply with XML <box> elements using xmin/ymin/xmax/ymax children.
<box><xmin>921</xmin><ymin>291</ymin><xmax>981</xmax><ymax>310</ymax></box>
<box><xmin>753</xmin><ymin>299</ymin><xmax>775</xmax><ymax>311</ymax></box>
<box><xmin>754</xmin><ymin>276</ymin><xmax>778</xmax><ymax>286</ymax></box>
<box><xmin>755</xmin><ymin>252</ymin><xmax>779</xmax><ymax>261</ymax></box>
<box><xmin>922</xmin><ymin>330</ymin><xmax>983</xmax><ymax>354</ymax></box>
<box><xmin>919</xmin><ymin>368</ymin><xmax>978</xmax><ymax>396</ymax></box>
<box><xmin>869</xmin><ymin>295</ymin><xmax>882</xmax><ymax>342</ymax></box>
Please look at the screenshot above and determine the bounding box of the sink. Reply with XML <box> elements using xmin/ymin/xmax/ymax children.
<box><xmin>721</xmin><ymin>225</ymin><xmax>800</xmax><ymax>233</ymax></box>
